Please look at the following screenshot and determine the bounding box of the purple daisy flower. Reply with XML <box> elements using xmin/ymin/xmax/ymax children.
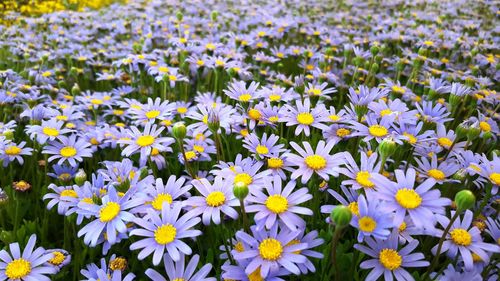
<box><xmin>340</xmin><ymin>151</ymin><xmax>381</xmax><ymax>191</ymax></box>
<box><xmin>432</xmin><ymin>210</ymin><xmax>500</xmax><ymax>271</ymax></box>
<box><xmin>224</xmin><ymin>80</ymin><xmax>260</xmax><ymax>103</ymax></box>
<box><xmin>354</xmin><ymin>230</ymin><xmax>429</xmax><ymax>281</ymax></box>
<box><xmin>246</xmin><ymin>175</ymin><xmax>312</xmax><ymax>230</ymax></box>
<box><xmin>137</xmin><ymin>176</ymin><xmax>192</xmax><ymax>213</ymax></box>
<box><xmin>77</xmin><ymin>186</ymin><xmax>144</xmax><ymax>247</ymax></box>
<box><xmin>242</xmin><ymin>133</ymin><xmax>285</xmax><ymax>158</ymax></box>
<box><xmin>414</xmin><ymin>154</ymin><xmax>459</xmax><ymax>184</ymax></box>
<box><xmin>349</xmin><ymin>115</ymin><xmax>397</xmax><ymax>143</ymax></box>
<box><xmin>0</xmin><ymin>234</ymin><xmax>57</xmax><ymax>281</ymax></box>
<box><xmin>186</xmin><ymin>176</ymin><xmax>239</xmax><ymax>225</ymax></box>
<box><xmin>129</xmin><ymin>203</ymin><xmax>202</xmax><ymax>265</ymax></box>
<box><xmin>370</xmin><ymin>168</ymin><xmax>450</xmax><ymax>229</ymax></box>
<box><xmin>234</xmin><ymin>224</ymin><xmax>308</xmax><ymax>278</ymax></box>
<box><xmin>280</xmin><ymin>98</ymin><xmax>329</xmax><ymax>136</ymax></box>
<box><xmin>145</xmin><ymin>254</ymin><xmax>215</xmax><ymax>281</ymax></box>
<box><xmin>352</xmin><ymin>195</ymin><xmax>394</xmax><ymax>242</ymax></box>
<box><xmin>0</xmin><ymin>140</ymin><xmax>33</xmax><ymax>167</ymax></box>
<box><xmin>26</xmin><ymin>119</ymin><xmax>72</xmax><ymax>143</ymax></box>
<box><xmin>286</xmin><ymin>140</ymin><xmax>345</xmax><ymax>184</ymax></box>
<box><xmin>43</xmin><ymin>135</ymin><xmax>93</xmax><ymax>167</ymax></box>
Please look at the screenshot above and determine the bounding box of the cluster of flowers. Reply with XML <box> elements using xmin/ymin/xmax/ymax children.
<box><xmin>0</xmin><ymin>0</ymin><xmax>498</xmax><ymax>280</ymax></box>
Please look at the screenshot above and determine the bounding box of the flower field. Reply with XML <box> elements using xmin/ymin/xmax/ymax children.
<box><xmin>0</xmin><ymin>0</ymin><xmax>499</xmax><ymax>280</ymax></box>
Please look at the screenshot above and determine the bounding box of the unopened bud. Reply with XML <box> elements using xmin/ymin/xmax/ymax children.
<box><xmin>75</xmin><ymin>169</ymin><xmax>87</xmax><ymax>186</ymax></box>
<box><xmin>330</xmin><ymin>205</ymin><xmax>352</xmax><ymax>227</ymax></box>
<box><xmin>455</xmin><ymin>190</ymin><xmax>475</xmax><ymax>212</ymax></box>
<box><xmin>233</xmin><ymin>181</ymin><xmax>249</xmax><ymax>200</ymax></box>
<box><xmin>172</xmin><ymin>122</ymin><xmax>187</xmax><ymax>140</ymax></box>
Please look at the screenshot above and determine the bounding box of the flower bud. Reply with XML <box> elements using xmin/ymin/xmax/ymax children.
<box><xmin>176</xmin><ymin>11</ymin><xmax>184</xmax><ymax>22</ymax></box>
<box><xmin>330</xmin><ymin>205</ymin><xmax>352</xmax><ymax>227</ymax></box>
<box><xmin>58</xmin><ymin>80</ymin><xmax>67</xmax><ymax>89</ymax></box>
<box><xmin>233</xmin><ymin>181</ymin><xmax>249</xmax><ymax>200</ymax></box>
<box><xmin>449</xmin><ymin>94</ymin><xmax>462</xmax><ymax>108</ymax></box>
<box><xmin>172</xmin><ymin>122</ymin><xmax>187</xmax><ymax>140</ymax></box>
<box><xmin>370</xmin><ymin>45</ymin><xmax>379</xmax><ymax>56</ymax></box>
<box><xmin>378</xmin><ymin>137</ymin><xmax>398</xmax><ymax>157</ymax></box>
<box><xmin>452</xmin><ymin>169</ymin><xmax>467</xmax><ymax>181</ymax></box>
<box><xmin>467</xmin><ymin>122</ymin><xmax>481</xmax><ymax>141</ymax></box>
<box><xmin>2</xmin><ymin>129</ymin><xmax>14</xmax><ymax>140</ymax></box>
<box><xmin>75</xmin><ymin>169</ymin><xmax>87</xmax><ymax>186</ymax></box>
<box><xmin>456</xmin><ymin>122</ymin><xmax>468</xmax><ymax>139</ymax></box>
<box><xmin>0</xmin><ymin>188</ymin><xmax>8</xmax><ymax>207</ymax></box>
<box><xmin>455</xmin><ymin>190</ymin><xmax>475</xmax><ymax>212</ymax></box>
<box><xmin>210</xmin><ymin>11</ymin><xmax>218</xmax><ymax>21</ymax></box>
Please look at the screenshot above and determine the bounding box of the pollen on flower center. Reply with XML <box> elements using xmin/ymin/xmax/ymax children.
<box><xmin>247</xmin><ymin>267</ymin><xmax>263</xmax><ymax>281</ymax></box>
<box><xmin>379</xmin><ymin>249</ymin><xmax>402</xmax><ymax>270</ymax></box>
<box><xmin>60</xmin><ymin>146</ymin><xmax>77</xmax><ymax>157</ymax></box>
<box><xmin>99</xmin><ymin>202</ymin><xmax>121</xmax><ymax>222</ymax></box>
<box><xmin>5</xmin><ymin>146</ymin><xmax>21</xmax><ymax>155</ymax></box>
<box><xmin>151</xmin><ymin>193</ymin><xmax>173</xmax><ymax>210</ymax></box>
<box><xmin>255</xmin><ymin>145</ymin><xmax>269</xmax><ymax>155</ymax></box>
<box><xmin>296</xmin><ymin>112</ymin><xmax>314</xmax><ymax>125</ymax></box>
<box><xmin>336</xmin><ymin>128</ymin><xmax>351</xmax><ymax>137</ymax></box>
<box><xmin>48</xmin><ymin>251</ymin><xmax>65</xmax><ymax>265</ymax></box>
<box><xmin>136</xmin><ymin>135</ymin><xmax>155</xmax><ymax>147</ymax></box>
<box><xmin>437</xmin><ymin>137</ymin><xmax>453</xmax><ymax>148</ymax></box>
<box><xmin>380</xmin><ymin>109</ymin><xmax>392</xmax><ymax>117</ymax></box>
<box><xmin>489</xmin><ymin>173</ymin><xmax>500</xmax><ymax>185</ymax></box>
<box><xmin>428</xmin><ymin>169</ymin><xmax>445</xmax><ymax>181</ymax></box>
<box><xmin>248</xmin><ymin>109</ymin><xmax>261</xmax><ymax>120</ymax></box>
<box><xmin>267</xmin><ymin>157</ymin><xmax>283</xmax><ymax>169</ymax></box>
<box><xmin>368</xmin><ymin>125</ymin><xmax>388</xmax><ymax>137</ymax></box>
<box><xmin>145</xmin><ymin>110</ymin><xmax>160</xmax><ymax>119</ymax></box>
<box><xmin>206</xmin><ymin>191</ymin><xmax>226</xmax><ymax>207</ymax></box>
<box><xmin>258</xmin><ymin>238</ymin><xmax>283</xmax><ymax>261</ymax></box>
<box><xmin>5</xmin><ymin>258</ymin><xmax>32</xmax><ymax>279</ymax></box>
<box><xmin>356</xmin><ymin>171</ymin><xmax>375</xmax><ymax>188</ymax></box>
<box><xmin>358</xmin><ymin>216</ymin><xmax>377</xmax><ymax>232</ymax></box>
<box><xmin>450</xmin><ymin>228</ymin><xmax>472</xmax><ymax>246</ymax></box>
<box><xmin>403</xmin><ymin>132</ymin><xmax>416</xmax><ymax>144</ymax></box>
<box><xmin>479</xmin><ymin>121</ymin><xmax>491</xmax><ymax>132</ymax></box>
<box><xmin>395</xmin><ymin>188</ymin><xmax>422</xmax><ymax>209</ymax></box>
<box><xmin>304</xmin><ymin>154</ymin><xmax>327</xmax><ymax>170</ymax></box>
<box><xmin>60</xmin><ymin>189</ymin><xmax>78</xmax><ymax>198</ymax></box>
<box><xmin>154</xmin><ymin>224</ymin><xmax>177</xmax><ymax>245</ymax></box>
<box><xmin>348</xmin><ymin>202</ymin><xmax>360</xmax><ymax>216</ymax></box>
<box><xmin>43</xmin><ymin>127</ymin><xmax>60</xmax><ymax>137</ymax></box>
<box><xmin>239</xmin><ymin>94</ymin><xmax>252</xmax><ymax>102</ymax></box>
<box><xmin>265</xmin><ymin>194</ymin><xmax>288</xmax><ymax>214</ymax></box>
<box><xmin>234</xmin><ymin>173</ymin><xmax>253</xmax><ymax>186</ymax></box>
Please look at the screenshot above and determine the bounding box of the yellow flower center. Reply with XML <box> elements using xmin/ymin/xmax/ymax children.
<box><xmin>5</xmin><ymin>146</ymin><xmax>21</xmax><ymax>155</ymax></box>
<box><xmin>177</xmin><ymin>107</ymin><xmax>188</xmax><ymax>114</ymax></box>
<box><xmin>437</xmin><ymin>137</ymin><xmax>453</xmax><ymax>148</ymax></box>
<box><xmin>145</xmin><ymin>110</ymin><xmax>160</xmax><ymax>119</ymax></box>
<box><xmin>247</xmin><ymin>268</ymin><xmax>263</xmax><ymax>281</ymax></box>
<box><xmin>48</xmin><ymin>251</ymin><xmax>65</xmax><ymax>265</ymax></box>
<box><xmin>336</xmin><ymin>128</ymin><xmax>351</xmax><ymax>137</ymax></box>
<box><xmin>267</xmin><ymin>157</ymin><xmax>283</xmax><ymax>169</ymax></box>
<box><xmin>489</xmin><ymin>173</ymin><xmax>500</xmax><ymax>185</ymax></box>
<box><xmin>395</xmin><ymin>189</ymin><xmax>422</xmax><ymax>209</ymax></box>
<box><xmin>265</xmin><ymin>195</ymin><xmax>288</xmax><ymax>214</ymax></box>
<box><xmin>450</xmin><ymin>228</ymin><xmax>472</xmax><ymax>246</ymax></box>
<box><xmin>60</xmin><ymin>146</ymin><xmax>77</xmax><ymax>157</ymax></box>
<box><xmin>206</xmin><ymin>191</ymin><xmax>226</xmax><ymax>207</ymax></box>
<box><xmin>185</xmin><ymin>151</ymin><xmax>197</xmax><ymax>160</ymax></box>
<box><xmin>154</xmin><ymin>224</ymin><xmax>177</xmax><ymax>245</ymax></box>
<box><xmin>296</xmin><ymin>112</ymin><xmax>314</xmax><ymax>125</ymax></box>
<box><xmin>109</xmin><ymin>257</ymin><xmax>127</xmax><ymax>271</ymax></box>
<box><xmin>428</xmin><ymin>169</ymin><xmax>445</xmax><ymax>181</ymax></box>
<box><xmin>356</xmin><ymin>171</ymin><xmax>375</xmax><ymax>188</ymax></box>
<box><xmin>136</xmin><ymin>135</ymin><xmax>155</xmax><ymax>147</ymax></box>
<box><xmin>5</xmin><ymin>258</ymin><xmax>31</xmax><ymax>279</ymax></box>
<box><xmin>392</xmin><ymin>85</ymin><xmax>405</xmax><ymax>94</ymax></box>
<box><xmin>348</xmin><ymin>202</ymin><xmax>360</xmax><ymax>216</ymax></box>
<box><xmin>193</xmin><ymin>145</ymin><xmax>205</xmax><ymax>153</ymax></box>
<box><xmin>235</xmin><ymin>241</ymin><xmax>245</xmax><ymax>252</ymax></box>
<box><xmin>403</xmin><ymin>132</ymin><xmax>417</xmax><ymax>144</ymax></box>
<box><xmin>248</xmin><ymin>109</ymin><xmax>261</xmax><ymax>120</ymax></box>
<box><xmin>234</xmin><ymin>173</ymin><xmax>253</xmax><ymax>186</ymax></box>
<box><xmin>269</xmin><ymin>94</ymin><xmax>281</xmax><ymax>101</ymax></box>
<box><xmin>304</xmin><ymin>154</ymin><xmax>327</xmax><ymax>170</ymax></box>
<box><xmin>60</xmin><ymin>189</ymin><xmax>78</xmax><ymax>198</ymax></box>
<box><xmin>380</xmin><ymin>109</ymin><xmax>392</xmax><ymax>117</ymax></box>
<box><xmin>368</xmin><ymin>125</ymin><xmax>388</xmax><ymax>137</ymax></box>
<box><xmin>43</xmin><ymin>127</ymin><xmax>59</xmax><ymax>137</ymax></box>
<box><xmin>479</xmin><ymin>121</ymin><xmax>491</xmax><ymax>132</ymax></box>
<box><xmin>99</xmin><ymin>202</ymin><xmax>121</xmax><ymax>222</ymax></box>
<box><xmin>91</xmin><ymin>99</ymin><xmax>103</xmax><ymax>105</ymax></box>
<box><xmin>258</xmin><ymin>238</ymin><xmax>283</xmax><ymax>261</ymax></box>
<box><xmin>158</xmin><ymin>66</ymin><xmax>169</xmax><ymax>73</ymax></box>
<box><xmin>358</xmin><ymin>216</ymin><xmax>377</xmax><ymax>232</ymax></box>
<box><xmin>379</xmin><ymin>249</ymin><xmax>402</xmax><ymax>270</ymax></box>
<box><xmin>329</xmin><ymin>114</ymin><xmax>340</xmax><ymax>121</ymax></box>
<box><xmin>255</xmin><ymin>145</ymin><xmax>269</xmax><ymax>155</ymax></box>
<box><xmin>268</xmin><ymin>116</ymin><xmax>279</xmax><ymax>123</ymax></box>
<box><xmin>168</xmin><ymin>75</ymin><xmax>177</xmax><ymax>81</ymax></box>
<box><xmin>239</xmin><ymin>94</ymin><xmax>252</xmax><ymax>102</ymax></box>
<box><xmin>151</xmin><ymin>193</ymin><xmax>173</xmax><ymax>210</ymax></box>
<box><xmin>308</xmin><ymin>88</ymin><xmax>321</xmax><ymax>96</ymax></box>
<box><xmin>399</xmin><ymin>222</ymin><xmax>407</xmax><ymax>232</ymax></box>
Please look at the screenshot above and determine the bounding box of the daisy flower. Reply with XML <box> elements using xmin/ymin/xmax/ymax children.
<box><xmin>145</xmin><ymin>254</ymin><xmax>215</xmax><ymax>281</ymax></box>
<box><xmin>281</xmin><ymin>98</ymin><xmax>329</xmax><ymax>136</ymax></box>
<box><xmin>286</xmin><ymin>140</ymin><xmax>345</xmax><ymax>184</ymax></box>
<box><xmin>349</xmin><ymin>115</ymin><xmax>397</xmax><ymax>143</ymax></box>
<box><xmin>415</xmin><ymin>154</ymin><xmax>459</xmax><ymax>184</ymax></box>
<box><xmin>354</xmin><ymin>230</ymin><xmax>429</xmax><ymax>281</ymax></box>
<box><xmin>432</xmin><ymin>210</ymin><xmax>500</xmax><ymax>271</ymax></box>
<box><xmin>242</xmin><ymin>133</ymin><xmax>285</xmax><ymax>158</ymax></box>
<box><xmin>0</xmin><ymin>140</ymin><xmax>33</xmax><ymax>167</ymax></box>
<box><xmin>43</xmin><ymin>135</ymin><xmax>93</xmax><ymax>167</ymax></box>
<box><xmin>129</xmin><ymin>203</ymin><xmax>202</xmax><ymax>265</ymax></box>
<box><xmin>138</xmin><ymin>176</ymin><xmax>192</xmax><ymax>212</ymax></box>
<box><xmin>118</xmin><ymin>123</ymin><xmax>174</xmax><ymax>167</ymax></box>
<box><xmin>340</xmin><ymin>151</ymin><xmax>381</xmax><ymax>191</ymax></box>
<box><xmin>186</xmin><ymin>176</ymin><xmax>239</xmax><ymax>225</ymax></box>
<box><xmin>246</xmin><ymin>175</ymin><xmax>313</xmax><ymax>230</ymax></box>
<box><xmin>352</xmin><ymin>195</ymin><xmax>394</xmax><ymax>242</ymax></box>
<box><xmin>234</xmin><ymin>224</ymin><xmax>308</xmax><ymax>278</ymax></box>
<box><xmin>370</xmin><ymin>168</ymin><xmax>450</xmax><ymax>229</ymax></box>
<box><xmin>129</xmin><ymin>97</ymin><xmax>176</xmax><ymax>124</ymax></box>
<box><xmin>224</xmin><ymin>80</ymin><xmax>260</xmax><ymax>103</ymax></box>
<box><xmin>0</xmin><ymin>234</ymin><xmax>56</xmax><ymax>281</ymax></box>
<box><xmin>26</xmin><ymin>119</ymin><xmax>71</xmax><ymax>143</ymax></box>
